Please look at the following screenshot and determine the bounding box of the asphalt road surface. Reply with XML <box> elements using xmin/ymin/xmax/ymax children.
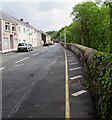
<box><xmin>1</xmin><ymin>43</ymin><xmax>97</xmax><ymax>119</ymax></box>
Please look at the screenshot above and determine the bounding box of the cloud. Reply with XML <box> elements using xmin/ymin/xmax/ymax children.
<box><xmin>1</xmin><ymin>0</ymin><xmax>93</xmax><ymax>32</ymax></box>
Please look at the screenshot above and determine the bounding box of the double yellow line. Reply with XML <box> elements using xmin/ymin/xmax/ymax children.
<box><xmin>63</xmin><ymin>49</ymin><xmax>70</xmax><ymax>120</ymax></box>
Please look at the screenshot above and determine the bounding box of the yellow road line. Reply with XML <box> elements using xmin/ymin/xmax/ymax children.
<box><xmin>63</xmin><ymin>49</ymin><xmax>70</xmax><ymax>120</ymax></box>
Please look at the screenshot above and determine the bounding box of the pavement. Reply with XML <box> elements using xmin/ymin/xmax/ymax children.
<box><xmin>1</xmin><ymin>43</ymin><xmax>97</xmax><ymax>119</ymax></box>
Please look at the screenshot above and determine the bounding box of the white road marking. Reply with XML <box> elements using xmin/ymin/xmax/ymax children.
<box><xmin>68</xmin><ymin>59</ymin><xmax>73</xmax><ymax>62</ymax></box>
<box><xmin>41</xmin><ymin>50</ymin><xmax>46</xmax><ymax>52</ymax></box>
<box><xmin>0</xmin><ymin>67</ymin><xmax>5</xmax><ymax>71</ymax></box>
<box><xmin>15</xmin><ymin>57</ymin><xmax>29</xmax><ymax>64</ymax></box>
<box><xmin>69</xmin><ymin>67</ymin><xmax>82</xmax><ymax>71</ymax></box>
<box><xmin>68</xmin><ymin>57</ymin><xmax>75</xmax><ymax>59</ymax></box>
<box><xmin>71</xmin><ymin>90</ymin><xmax>87</xmax><ymax>97</ymax></box>
<box><xmin>70</xmin><ymin>75</ymin><xmax>82</xmax><ymax>80</ymax></box>
<box><xmin>13</xmin><ymin>64</ymin><xmax>24</xmax><ymax>67</ymax></box>
<box><xmin>68</xmin><ymin>55</ymin><xmax>72</xmax><ymax>57</ymax></box>
<box><xmin>33</xmin><ymin>50</ymin><xmax>46</xmax><ymax>56</ymax></box>
<box><xmin>69</xmin><ymin>62</ymin><xmax>79</xmax><ymax>65</ymax></box>
<box><xmin>33</xmin><ymin>52</ymin><xmax>40</xmax><ymax>56</ymax></box>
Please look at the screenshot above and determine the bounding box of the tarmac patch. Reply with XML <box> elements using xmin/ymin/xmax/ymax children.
<box><xmin>69</xmin><ymin>80</ymin><xmax>80</xmax><ymax>84</ymax></box>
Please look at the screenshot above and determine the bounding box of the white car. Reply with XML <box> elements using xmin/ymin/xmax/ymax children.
<box><xmin>18</xmin><ymin>43</ymin><xmax>33</xmax><ymax>52</ymax></box>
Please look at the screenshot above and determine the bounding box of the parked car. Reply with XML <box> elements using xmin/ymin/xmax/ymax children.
<box><xmin>48</xmin><ymin>41</ymin><xmax>54</xmax><ymax>45</ymax></box>
<box><xmin>43</xmin><ymin>42</ymin><xmax>49</xmax><ymax>47</ymax></box>
<box><xmin>18</xmin><ymin>43</ymin><xmax>33</xmax><ymax>52</ymax></box>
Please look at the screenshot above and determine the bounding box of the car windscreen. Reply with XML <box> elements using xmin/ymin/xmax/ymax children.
<box><xmin>28</xmin><ymin>44</ymin><xmax>32</xmax><ymax>46</ymax></box>
<box><xmin>18</xmin><ymin>43</ymin><xmax>27</xmax><ymax>46</ymax></box>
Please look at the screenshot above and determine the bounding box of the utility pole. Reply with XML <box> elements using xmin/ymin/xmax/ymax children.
<box><xmin>60</xmin><ymin>32</ymin><xmax>61</xmax><ymax>43</ymax></box>
<box><xmin>64</xmin><ymin>26</ymin><xmax>66</xmax><ymax>43</ymax></box>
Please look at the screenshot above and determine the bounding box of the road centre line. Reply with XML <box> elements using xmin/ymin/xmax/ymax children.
<box><xmin>41</xmin><ymin>50</ymin><xmax>46</xmax><ymax>52</ymax></box>
<box><xmin>70</xmin><ymin>75</ymin><xmax>82</xmax><ymax>80</ymax></box>
<box><xmin>33</xmin><ymin>52</ymin><xmax>40</xmax><ymax>56</ymax></box>
<box><xmin>15</xmin><ymin>57</ymin><xmax>29</xmax><ymax>64</ymax></box>
<box><xmin>63</xmin><ymin>49</ymin><xmax>70</xmax><ymax>119</ymax></box>
<box><xmin>0</xmin><ymin>67</ymin><xmax>5</xmax><ymax>71</ymax></box>
<box><xmin>69</xmin><ymin>62</ymin><xmax>79</xmax><ymax>65</ymax></box>
<box><xmin>33</xmin><ymin>50</ymin><xmax>46</xmax><ymax>56</ymax></box>
<box><xmin>69</xmin><ymin>67</ymin><xmax>82</xmax><ymax>71</ymax></box>
<box><xmin>13</xmin><ymin>64</ymin><xmax>24</xmax><ymax>68</ymax></box>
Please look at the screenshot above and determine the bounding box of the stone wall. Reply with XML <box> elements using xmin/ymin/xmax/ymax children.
<box><xmin>61</xmin><ymin>42</ymin><xmax>97</xmax><ymax>65</ymax></box>
<box><xmin>61</xmin><ymin>42</ymin><xmax>112</xmax><ymax>120</ymax></box>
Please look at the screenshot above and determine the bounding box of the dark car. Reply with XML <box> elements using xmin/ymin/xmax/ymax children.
<box><xmin>43</xmin><ymin>42</ymin><xmax>49</xmax><ymax>47</ymax></box>
<box><xmin>18</xmin><ymin>43</ymin><xmax>33</xmax><ymax>52</ymax></box>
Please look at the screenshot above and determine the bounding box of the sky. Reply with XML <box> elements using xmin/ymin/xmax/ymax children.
<box><xmin>0</xmin><ymin>0</ymin><xmax>94</xmax><ymax>32</ymax></box>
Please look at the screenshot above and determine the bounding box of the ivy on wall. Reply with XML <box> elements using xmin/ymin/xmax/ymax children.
<box><xmin>86</xmin><ymin>52</ymin><xmax>112</xmax><ymax>120</ymax></box>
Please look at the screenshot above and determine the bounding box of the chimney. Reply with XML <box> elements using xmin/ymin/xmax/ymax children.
<box><xmin>20</xmin><ymin>18</ymin><xmax>24</xmax><ymax>22</ymax></box>
<box><xmin>25</xmin><ymin>22</ymin><xmax>29</xmax><ymax>24</ymax></box>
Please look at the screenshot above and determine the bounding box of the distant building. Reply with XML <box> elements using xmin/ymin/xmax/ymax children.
<box><xmin>46</xmin><ymin>34</ymin><xmax>51</xmax><ymax>43</ymax></box>
<box><xmin>0</xmin><ymin>11</ymin><xmax>51</xmax><ymax>53</ymax></box>
<box><xmin>40</xmin><ymin>30</ymin><xmax>51</xmax><ymax>44</ymax></box>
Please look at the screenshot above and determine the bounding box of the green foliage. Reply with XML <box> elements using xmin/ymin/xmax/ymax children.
<box><xmin>54</xmin><ymin>1</ymin><xmax>111</xmax><ymax>53</ymax></box>
<box><xmin>56</xmin><ymin>1</ymin><xmax>112</xmax><ymax>119</ymax></box>
<box><xmin>46</xmin><ymin>31</ymin><xmax>58</xmax><ymax>40</ymax></box>
<box><xmin>86</xmin><ymin>52</ymin><xmax>112</xmax><ymax>120</ymax></box>
<box><xmin>71</xmin><ymin>1</ymin><xmax>111</xmax><ymax>52</ymax></box>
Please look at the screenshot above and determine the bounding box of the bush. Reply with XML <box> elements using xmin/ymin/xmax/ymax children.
<box><xmin>86</xmin><ymin>51</ymin><xmax>112</xmax><ymax>120</ymax></box>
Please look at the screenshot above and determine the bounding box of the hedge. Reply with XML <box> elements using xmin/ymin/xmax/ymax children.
<box><xmin>86</xmin><ymin>51</ymin><xmax>112</xmax><ymax>120</ymax></box>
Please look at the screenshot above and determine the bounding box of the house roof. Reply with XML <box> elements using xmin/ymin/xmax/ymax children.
<box><xmin>0</xmin><ymin>11</ymin><xmax>47</xmax><ymax>34</ymax></box>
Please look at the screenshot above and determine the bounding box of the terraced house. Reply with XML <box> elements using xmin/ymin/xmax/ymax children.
<box><xmin>0</xmin><ymin>11</ymin><xmax>50</xmax><ymax>53</ymax></box>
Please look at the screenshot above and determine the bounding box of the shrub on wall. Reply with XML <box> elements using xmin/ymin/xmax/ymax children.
<box><xmin>86</xmin><ymin>51</ymin><xmax>112</xmax><ymax>120</ymax></box>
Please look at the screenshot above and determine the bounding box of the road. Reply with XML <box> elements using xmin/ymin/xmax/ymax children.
<box><xmin>1</xmin><ymin>43</ymin><xmax>96</xmax><ymax>119</ymax></box>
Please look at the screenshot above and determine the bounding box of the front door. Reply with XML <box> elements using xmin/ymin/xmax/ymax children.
<box><xmin>10</xmin><ymin>35</ymin><xmax>13</xmax><ymax>49</ymax></box>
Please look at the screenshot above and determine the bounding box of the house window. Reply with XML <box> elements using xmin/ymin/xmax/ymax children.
<box><xmin>5</xmin><ymin>22</ymin><xmax>10</xmax><ymax>32</ymax></box>
<box><xmin>3</xmin><ymin>37</ymin><xmax>9</xmax><ymax>46</ymax></box>
<box><xmin>14</xmin><ymin>38</ymin><xmax>18</xmax><ymax>45</ymax></box>
<box><xmin>19</xmin><ymin>27</ymin><xmax>21</xmax><ymax>32</ymax></box>
<box><xmin>23</xmin><ymin>28</ymin><xmax>26</xmax><ymax>33</ymax></box>
<box><xmin>12</xmin><ymin>24</ymin><xmax>16</xmax><ymax>32</ymax></box>
<box><xmin>29</xmin><ymin>33</ymin><xmax>32</xmax><ymax>36</ymax></box>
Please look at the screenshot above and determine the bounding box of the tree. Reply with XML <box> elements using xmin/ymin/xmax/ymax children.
<box><xmin>49</xmin><ymin>1</ymin><xmax>111</xmax><ymax>53</ymax></box>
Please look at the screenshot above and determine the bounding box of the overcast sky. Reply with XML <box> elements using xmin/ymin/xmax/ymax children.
<box><xmin>0</xmin><ymin>0</ymin><xmax>93</xmax><ymax>32</ymax></box>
